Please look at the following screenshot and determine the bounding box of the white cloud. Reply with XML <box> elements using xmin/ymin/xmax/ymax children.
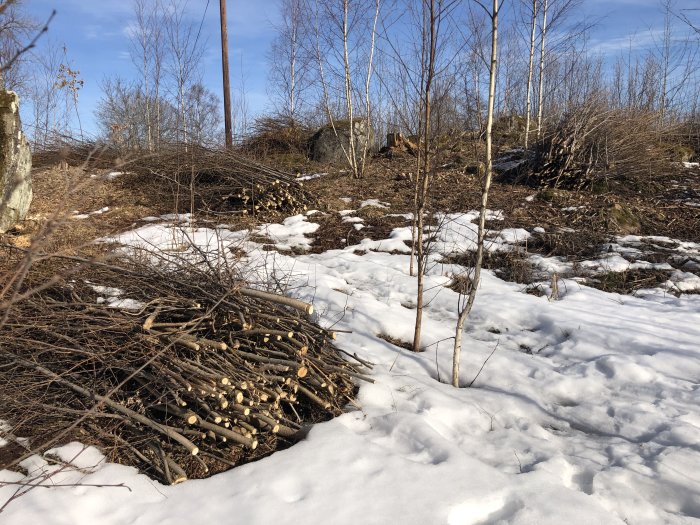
<box><xmin>588</xmin><ymin>29</ymin><xmax>663</xmax><ymax>54</ymax></box>
<box><xmin>59</xmin><ymin>0</ymin><xmax>133</xmax><ymax>18</ymax></box>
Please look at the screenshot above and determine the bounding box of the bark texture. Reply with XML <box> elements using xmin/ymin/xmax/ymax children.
<box><xmin>0</xmin><ymin>91</ymin><xmax>32</xmax><ymax>233</ymax></box>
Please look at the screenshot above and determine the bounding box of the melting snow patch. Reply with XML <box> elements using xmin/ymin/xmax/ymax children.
<box><xmin>297</xmin><ymin>172</ymin><xmax>329</xmax><ymax>181</ymax></box>
<box><xmin>71</xmin><ymin>207</ymin><xmax>109</xmax><ymax>220</ymax></box>
<box><xmin>497</xmin><ymin>228</ymin><xmax>531</xmax><ymax>244</ymax></box>
<box><xmin>90</xmin><ymin>285</ymin><xmax>144</xmax><ymax>311</ymax></box>
<box><xmin>359</xmin><ymin>199</ymin><xmax>389</xmax><ymax>208</ymax></box>
<box><xmin>667</xmin><ymin>270</ymin><xmax>700</xmax><ymax>292</ymax></box>
<box><xmin>255</xmin><ymin>214</ymin><xmax>319</xmax><ymax>251</ymax></box>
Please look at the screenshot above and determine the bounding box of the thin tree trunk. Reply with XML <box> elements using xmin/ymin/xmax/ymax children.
<box><xmin>360</xmin><ymin>0</ymin><xmax>380</xmax><ymax>178</ymax></box>
<box><xmin>412</xmin><ymin>0</ymin><xmax>437</xmax><ymax>354</ymax></box>
<box><xmin>536</xmin><ymin>0</ymin><xmax>548</xmax><ymax>141</ymax></box>
<box><xmin>660</xmin><ymin>1</ymin><xmax>671</xmax><ymax>121</ymax></box>
<box><xmin>452</xmin><ymin>0</ymin><xmax>498</xmax><ymax>387</ymax></box>
<box><xmin>524</xmin><ymin>0</ymin><xmax>537</xmax><ymax>149</ymax></box>
<box><xmin>144</xmin><ymin>51</ymin><xmax>152</xmax><ymax>151</ymax></box>
<box><xmin>342</xmin><ymin>0</ymin><xmax>358</xmax><ymax>178</ymax></box>
<box><xmin>289</xmin><ymin>15</ymin><xmax>297</xmax><ymax>121</ymax></box>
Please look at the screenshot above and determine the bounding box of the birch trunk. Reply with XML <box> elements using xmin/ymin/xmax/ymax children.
<box><xmin>524</xmin><ymin>0</ymin><xmax>537</xmax><ymax>149</ymax></box>
<box><xmin>452</xmin><ymin>0</ymin><xmax>498</xmax><ymax>387</ymax></box>
<box><xmin>536</xmin><ymin>0</ymin><xmax>548</xmax><ymax>141</ymax></box>
<box><xmin>412</xmin><ymin>0</ymin><xmax>437</xmax><ymax>354</ymax></box>
<box><xmin>360</xmin><ymin>0</ymin><xmax>380</xmax><ymax>178</ymax></box>
<box><xmin>342</xmin><ymin>0</ymin><xmax>358</xmax><ymax>178</ymax></box>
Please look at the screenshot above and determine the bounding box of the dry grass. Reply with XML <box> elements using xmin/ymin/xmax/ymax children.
<box><xmin>585</xmin><ymin>269</ymin><xmax>671</xmax><ymax>295</ymax></box>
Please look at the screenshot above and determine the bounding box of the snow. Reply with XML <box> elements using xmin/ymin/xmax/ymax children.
<box><xmin>254</xmin><ymin>213</ymin><xmax>319</xmax><ymax>251</ymax></box>
<box><xmin>494</xmin><ymin>150</ymin><xmax>528</xmax><ymax>172</ymax></box>
<box><xmin>90</xmin><ymin>285</ymin><xmax>144</xmax><ymax>311</ymax></box>
<box><xmin>71</xmin><ymin>207</ymin><xmax>109</xmax><ymax>220</ymax></box>
<box><xmin>296</xmin><ymin>172</ymin><xmax>329</xmax><ymax>181</ymax></box>
<box><xmin>141</xmin><ymin>213</ymin><xmax>191</xmax><ymax>223</ymax></box>
<box><xmin>3</xmin><ymin>209</ymin><xmax>700</xmax><ymax>525</ymax></box>
<box><xmin>497</xmin><ymin>228</ymin><xmax>531</xmax><ymax>244</ymax></box>
<box><xmin>359</xmin><ymin>198</ymin><xmax>389</xmax><ymax>209</ymax></box>
<box><xmin>579</xmin><ymin>254</ymin><xmax>673</xmax><ymax>272</ymax></box>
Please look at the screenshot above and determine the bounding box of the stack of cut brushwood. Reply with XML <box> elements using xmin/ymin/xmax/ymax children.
<box><xmin>131</xmin><ymin>147</ymin><xmax>315</xmax><ymax>217</ymax></box>
<box><xmin>0</xmin><ymin>260</ymin><xmax>370</xmax><ymax>484</ymax></box>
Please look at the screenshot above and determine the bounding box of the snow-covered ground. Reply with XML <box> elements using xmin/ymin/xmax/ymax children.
<box><xmin>2</xmin><ymin>208</ymin><xmax>699</xmax><ymax>525</ymax></box>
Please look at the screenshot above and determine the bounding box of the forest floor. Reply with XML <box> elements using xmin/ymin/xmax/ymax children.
<box><xmin>1</xmin><ymin>154</ymin><xmax>699</xmax><ymax>524</ymax></box>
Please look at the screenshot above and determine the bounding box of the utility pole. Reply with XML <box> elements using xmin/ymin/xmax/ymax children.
<box><xmin>219</xmin><ymin>0</ymin><xmax>233</xmax><ymax>148</ymax></box>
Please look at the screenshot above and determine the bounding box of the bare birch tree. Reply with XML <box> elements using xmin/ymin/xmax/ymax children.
<box><xmin>410</xmin><ymin>0</ymin><xmax>460</xmax><ymax>353</ymax></box>
<box><xmin>128</xmin><ymin>0</ymin><xmax>159</xmax><ymax>151</ymax></box>
<box><xmin>524</xmin><ymin>0</ymin><xmax>537</xmax><ymax>148</ymax></box>
<box><xmin>269</xmin><ymin>0</ymin><xmax>310</xmax><ymax>123</ymax></box>
<box><xmin>451</xmin><ymin>0</ymin><xmax>498</xmax><ymax>387</ymax></box>
<box><xmin>411</xmin><ymin>0</ymin><xmax>439</xmax><ymax>353</ymax></box>
<box><xmin>535</xmin><ymin>0</ymin><xmax>548</xmax><ymax>140</ymax></box>
<box><xmin>310</xmin><ymin>0</ymin><xmax>381</xmax><ymax>179</ymax></box>
<box><xmin>163</xmin><ymin>0</ymin><xmax>205</xmax><ymax>146</ymax></box>
<box><xmin>0</xmin><ymin>0</ymin><xmax>36</xmax><ymax>91</ymax></box>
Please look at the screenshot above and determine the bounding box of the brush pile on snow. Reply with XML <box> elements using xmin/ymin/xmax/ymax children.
<box><xmin>0</xmin><ymin>258</ymin><xmax>369</xmax><ymax>484</ymax></box>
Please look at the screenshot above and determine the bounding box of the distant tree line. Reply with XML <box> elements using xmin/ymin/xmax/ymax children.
<box><xmin>264</xmin><ymin>0</ymin><xmax>700</xmax><ymax>145</ymax></box>
<box><xmin>1</xmin><ymin>0</ymin><xmax>699</xmax><ymax>152</ymax></box>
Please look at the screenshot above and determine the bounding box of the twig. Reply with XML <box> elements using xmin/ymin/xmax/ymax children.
<box><xmin>468</xmin><ymin>340</ymin><xmax>500</xmax><ymax>388</ymax></box>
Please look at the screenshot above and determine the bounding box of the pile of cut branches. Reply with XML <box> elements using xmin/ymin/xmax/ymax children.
<box><xmin>0</xmin><ymin>257</ymin><xmax>369</xmax><ymax>484</ymax></box>
<box><xmin>31</xmin><ymin>140</ymin><xmax>122</xmax><ymax>170</ymax></box>
<box><xmin>242</xmin><ymin>116</ymin><xmax>314</xmax><ymax>158</ymax></box>
<box><xmin>130</xmin><ymin>146</ymin><xmax>315</xmax><ymax>217</ymax></box>
<box><xmin>524</xmin><ymin>104</ymin><xmax>671</xmax><ymax>191</ymax></box>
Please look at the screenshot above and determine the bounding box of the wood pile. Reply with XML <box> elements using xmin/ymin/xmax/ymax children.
<box><xmin>531</xmin><ymin>106</ymin><xmax>604</xmax><ymax>190</ymax></box>
<box><xmin>381</xmin><ymin>132</ymin><xmax>418</xmax><ymax>157</ymax></box>
<box><xmin>0</xmin><ymin>259</ymin><xmax>370</xmax><ymax>484</ymax></box>
<box><xmin>242</xmin><ymin>116</ymin><xmax>313</xmax><ymax>157</ymax></box>
<box><xmin>131</xmin><ymin>147</ymin><xmax>315</xmax><ymax>217</ymax></box>
<box><xmin>528</xmin><ymin>104</ymin><xmax>669</xmax><ymax>191</ymax></box>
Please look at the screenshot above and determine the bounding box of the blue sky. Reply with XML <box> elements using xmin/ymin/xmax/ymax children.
<box><xmin>23</xmin><ymin>0</ymin><xmax>283</xmax><ymax>136</ymax></box>
<box><xmin>20</xmin><ymin>0</ymin><xmax>700</xmax><ymax>137</ymax></box>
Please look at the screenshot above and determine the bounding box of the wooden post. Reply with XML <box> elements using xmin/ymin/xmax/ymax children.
<box><xmin>219</xmin><ymin>0</ymin><xmax>233</xmax><ymax>148</ymax></box>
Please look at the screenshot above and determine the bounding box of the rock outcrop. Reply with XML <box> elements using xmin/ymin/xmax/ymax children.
<box><xmin>0</xmin><ymin>91</ymin><xmax>32</xmax><ymax>233</ymax></box>
<box><xmin>310</xmin><ymin>119</ymin><xmax>372</xmax><ymax>165</ymax></box>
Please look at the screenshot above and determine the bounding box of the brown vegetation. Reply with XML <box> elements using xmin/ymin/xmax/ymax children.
<box><xmin>0</xmin><ymin>255</ymin><xmax>370</xmax><ymax>484</ymax></box>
